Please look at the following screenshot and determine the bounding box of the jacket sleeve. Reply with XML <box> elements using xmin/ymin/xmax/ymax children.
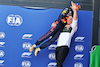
<box><xmin>70</xmin><ymin>19</ymin><xmax>78</xmax><ymax>38</ymax></box>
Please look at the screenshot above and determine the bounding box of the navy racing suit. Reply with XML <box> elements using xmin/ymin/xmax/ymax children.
<box><xmin>35</xmin><ymin>8</ymin><xmax>73</xmax><ymax>49</ymax></box>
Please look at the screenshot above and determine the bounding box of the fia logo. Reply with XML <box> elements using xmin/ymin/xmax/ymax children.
<box><xmin>21</xmin><ymin>52</ymin><xmax>32</xmax><ymax>58</ymax></box>
<box><xmin>0</xmin><ymin>32</ymin><xmax>5</xmax><ymax>39</ymax></box>
<box><xmin>75</xmin><ymin>37</ymin><xmax>85</xmax><ymax>42</ymax></box>
<box><xmin>49</xmin><ymin>53</ymin><xmax>56</xmax><ymax>60</ymax></box>
<box><xmin>48</xmin><ymin>62</ymin><xmax>57</xmax><ymax>67</ymax></box>
<box><xmin>22</xmin><ymin>34</ymin><xmax>33</xmax><ymax>40</ymax></box>
<box><xmin>0</xmin><ymin>50</ymin><xmax>5</xmax><ymax>57</ymax></box>
<box><xmin>48</xmin><ymin>44</ymin><xmax>57</xmax><ymax>50</ymax></box>
<box><xmin>6</xmin><ymin>14</ymin><xmax>23</xmax><ymax>26</ymax></box>
<box><xmin>74</xmin><ymin>54</ymin><xmax>84</xmax><ymax>60</ymax></box>
<box><xmin>75</xmin><ymin>45</ymin><xmax>84</xmax><ymax>52</ymax></box>
<box><xmin>0</xmin><ymin>60</ymin><xmax>4</xmax><ymax>66</ymax></box>
<box><xmin>22</xmin><ymin>42</ymin><xmax>32</xmax><ymax>49</ymax></box>
<box><xmin>74</xmin><ymin>62</ymin><xmax>83</xmax><ymax>67</ymax></box>
<box><xmin>22</xmin><ymin>60</ymin><xmax>31</xmax><ymax>67</ymax></box>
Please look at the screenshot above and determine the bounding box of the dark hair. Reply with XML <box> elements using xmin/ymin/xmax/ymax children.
<box><xmin>67</xmin><ymin>8</ymin><xmax>73</xmax><ymax>17</ymax></box>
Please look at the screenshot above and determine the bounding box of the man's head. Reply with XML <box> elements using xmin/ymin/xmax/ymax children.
<box><xmin>66</xmin><ymin>9</ymin><xmax>73</xmax><ymax>25</ymax></box>
<box><xmin>67</xmin><ymin>15</ymin><xmax>73</xmax><ymax>25</ymax></box>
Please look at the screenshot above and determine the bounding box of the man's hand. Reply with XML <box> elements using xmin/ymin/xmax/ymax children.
<box><xmin>51</xmin><ymin>22</ymin><xmax>56</xmax><ymax>27</ymax></box>
<box><xmin>70</xmin><ymin>1</ymin><xmax>81</xmax><ymax>11</ymax></box>
<box><xmin>70</xmin><ymin>1</ymin><xmax>78</xmax><ymax>11</ymax></box>
<box><xmin>70</xmin><ymin>1</ymin><xmax>81</xmax><ymax>20</ymax></box>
